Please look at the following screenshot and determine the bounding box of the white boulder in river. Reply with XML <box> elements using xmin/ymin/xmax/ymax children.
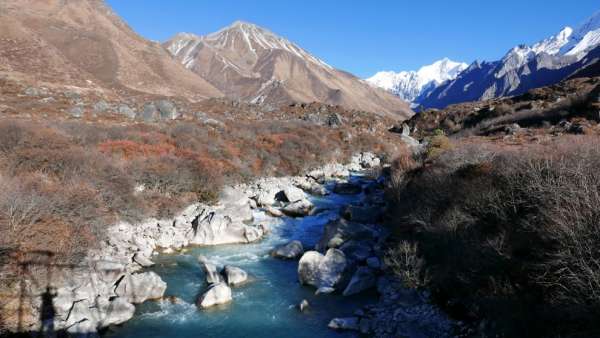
<box><xmin>281</xmin><ymin>199</ymin><xmax>314</xmax><ymax>217</ymax></box>
<box><xmin>197</xmin><ymin>283</ymin><xmax>233</xmax><ymax>308</ymax></box>
<box><xmin>198</xmin><ymin>255</ymin><xmax>223</xmax><ymax>284</ymax></box>
<box><xmin>223</xmin><ymin>265</ymin><xmax>248</xmax><ymax>286</ymax></box>
<box><xmin>272</xmin><ymin>240</ymin><xmax>304</xmax><ymax>259</ymax></box>
<box><xmin>115</xmin><ymin>271</ymin><xmax>167</xmax><ymax>303</ymax></box>
<box><xmin>298</xmin><ymin>249</ymin><xmax>347</xmax><ymax>290</ymax></box>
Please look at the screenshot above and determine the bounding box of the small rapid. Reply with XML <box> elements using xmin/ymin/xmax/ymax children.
<box><xmin>104</xmin><ymin>175</ymin><xmax>377</xmax><ymax>338</ymax></box>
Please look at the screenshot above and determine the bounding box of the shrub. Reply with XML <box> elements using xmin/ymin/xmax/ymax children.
<box><xmin>385</xmin><ymin>136</ymin><xmax>600</xmax><ymax>336</ymax></box>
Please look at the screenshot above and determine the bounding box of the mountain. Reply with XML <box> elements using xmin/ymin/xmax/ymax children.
<box><xmin>419</xmin><ymin>11</ymin><xmax>600</xmax><ymax>109</ymax></box>
<box><xmin>0</xmin><ymin>0</ymin><xmax>222</xmax><ymax>100</ymax></box>
<box><xmin>163</xmin><ymin>21</ymin><xmax>412</xmax><ymax>119</ymax></box>
<box><xmin>365</xmin><ymin>58</ymin><xmax>468</xmax><ymax>104</ymax></box>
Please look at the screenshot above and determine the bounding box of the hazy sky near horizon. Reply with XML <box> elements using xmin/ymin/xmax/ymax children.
<box><xmin>107</xmin><ymin>0</ymin><xmax>599</xmax><ymax>78</ymax></box>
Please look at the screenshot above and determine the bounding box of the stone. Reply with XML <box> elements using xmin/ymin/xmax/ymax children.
<box><xmin>118</xmin><ymin>104</ymin><xmax>136</xmax><ymax>119</ymax></box>
<box><xmin>299</xmin><ymin>299</ymin><xmax>310</xmax><ymax>312</ymax></box>
<box><xmin>280</xmin><ymin>186</ymin><xmax>307</xmax><ymax>202</ymax></box>
<box><xmin>328</xmin><ymin>317</ymin><xmax>359</xmax><ymax>331</ymax></box>
<box><xmin>298</xmin><ymin>249</ymin><xmax>347</xmax><ymax>289</ymax></box>
<box><xmin>197</xmin><ymin>283</ymin><xmax>232</xmax><ymax>308</ymax></box>
<box><xmin>281</xmin><ymin>199</ymin><xmax>314</xmax><ymax>217</ymax></box>
<box><xmin>315</xmin><ymin>286</ymin><xmax>335</xmax><ymax>295</ymax></box>
<box><xmin>316</xmin><ymin>218</ymin><xmax>377</xmax><ymax>252</ymax></box>
<box><xmin>156</xmin><ymin>100</ymin><xmax>179</xmax><ymax>120</ymax></box>
<box><xmin>68</xmin><ymin>105</ymin><xmax>85</xmax><ymax>118</ymax></box>
<box><xmin>340</xmin><ymin>240</ymin><xmax>373</xmax><ymax>262</ymax></box>
<box><xmin>141</xmin><ymin>102</ymin><xmax>159</xmax><ymax>121</ymax></box>
<box><xmin>223</xmin><ymin>265</ymin><xmax>248</xmax><ymax>286</ymax></box>
<box><xmin>115</xmin><ymin>271</ymin><xmax>167</xmax><ymax>303</ymax></box>
<box><xmin>93</xmin><ymin>100</ymin><xmax>110</xmax><ymax>114</ymax></box>
<box><xmin>342</xmin><ymin>266</ymin><xmax>377</xmax><ymax>296</ymax></box>
<box><xmin>264</xmin><ymin>205</ymin><xmax>284</xmax><ymax>217</ymax></box>
<box><xmin>188</xmin><ymin>209</ymin><xmax>266</xmax><ymax>245</ymax></box>
<box><xmin>133</xmin><ymin>253</ymin><xmax>155</xmax><ymax>267</ymax></box>
<box><xmin>198</xmin><ymin>255</ymin><xmax>223</xmax><ymax>284</ymax></box>
<box><xmin>333</xmin><ymin>182</ymin><xmax>362</xmax><ymax>195</ymax></box>
<box><xmin>272</xmin><ymin>240</ymin><xmax>304</xmax><ymax>259</ymax></box>
<box><xmin>98</xmin><ymin>297</ymin><xmax>136</xmax><ymax>327</ymax></box>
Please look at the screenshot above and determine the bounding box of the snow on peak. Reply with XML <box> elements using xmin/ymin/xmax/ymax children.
<box><xmin>201</xmin><ymin>20</ymin><xmax>333</xmax><ymax>70</ymax></box>
<box><xmin>366</xmin><ymin>58</ymin><xmax>468</xmax><ymax>102</ymax></box>
<box><xmin>561</xmin><ymin>11</ymin><xmax>600</xmax><ymax>56</ymax></box>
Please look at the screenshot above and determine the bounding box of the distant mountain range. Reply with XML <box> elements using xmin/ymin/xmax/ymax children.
<box><xmin>365</xmin><ymin>58</ymin><xmax>467</xmax><ymax>105</ymax></box>
<box><xmin>367</xmin><ymin>11</ymin><xmax>600</xmax><ymax>109</ymax></box>
<box><xmin>163</xmin><ymin>21</ymin><xmax>412</xmax><ymax>119</ymax></box>
<box><xmin>0</xmin><ymin>1</ymin><xmax>411</xmax><ymax>119</ymax></box>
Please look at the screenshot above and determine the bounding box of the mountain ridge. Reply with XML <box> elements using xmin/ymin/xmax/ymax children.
<box><xmin>163</xmin><ymin>21</ymin><xmax>413</xmax><ymax>119</ymax></box>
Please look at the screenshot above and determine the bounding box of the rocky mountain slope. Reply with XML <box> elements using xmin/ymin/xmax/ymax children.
<box><xmin>366</xmin><ymin>58</ymin><xmax>467</xmax><ymax>104</ymax></box>
<box><xmin>419</xmin><ymin>11</ymin><xmax>600</xmax><ymax>109</ymax></box>
<box><xmin>163</xmin><ymin>21</ymin><xmax>412</xmax><ymax>119</ymax></box>
<box><xmin>0</xmin><ymin>0</ymin><xmax>222</xmax><ymax>100</ymax></box>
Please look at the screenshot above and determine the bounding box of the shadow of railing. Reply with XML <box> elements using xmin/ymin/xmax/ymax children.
<box><xmin>0</xmin><ymin>248</ymin><xmax>142</xmax><ymax>337</ymax></box>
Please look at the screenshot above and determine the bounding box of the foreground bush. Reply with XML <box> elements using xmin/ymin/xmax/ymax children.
<box><xmin>385</xmin><ymin>136</ymin><xmax>600</xmax><ymax>337</ymax></box>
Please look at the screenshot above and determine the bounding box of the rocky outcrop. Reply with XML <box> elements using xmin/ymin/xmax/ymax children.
<box><xmin>115</xmin><ymin>271</ymin><xmax>167</xmax><ymax>304</ymax></box>
<box><xmin>281</xmin><ymin>199</ymin><xmax>314</xmax><ymax>217</ymax></box>
<box><xmin>197</xmin><ymin>283</ymin><xmax>233</xmax><ymax>308</ymax></box>
<box><xmin>298</xmin><ymin>249</ymin><xmax>347</xmax><ymax>290</ymax></box>
<box><xmin>272</xmin><ymin>240</ymin><xmax>304</xmax><ymax>259</ymax></box>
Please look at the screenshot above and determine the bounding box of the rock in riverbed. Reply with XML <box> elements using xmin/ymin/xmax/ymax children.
<box><xmin>197</xmin><ymin>283</ymin><xmax>232</xmax><ymax>308</ymax></box>
<box><xmin>198</xmin><ymin>255</ymin><xmax>223</xmax><ymax>284</ymax></box>
<box><xmin>272</xmin><ymin>240</ymin><xmax>304</xmax><ymax>259</ymax></box>
<box><xmin>333</xmin><ymin>182</ymin><xmax>362</xmax><ymax>195</ymax></box>
<box><xmin>115</xmin><ymin>271</ymin><xmax>167</xmax><ymax>304</ymax></box>
<box><xmin>298</xmin><ymin>249</ymin><xmax>347</xmax><ymax>290</ymax></box>
<box><xmin>223</xmin><ymin>265</ymin><xmax>248</xmax><ymax>286</ymax></box>
<box><xmin>281</xmin><ymin>199</ymin><xmax>314</xmax><ymax>217</ymax></box>
<box><xmin>328</xmin><ymin>317</ymin><xmax>359</xmax><ymax>331</ymax></box>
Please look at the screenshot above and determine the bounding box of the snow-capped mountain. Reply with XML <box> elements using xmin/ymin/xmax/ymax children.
<box><xmin>366</xmin><ymin>58</ymin><xmax>468</xmax><ymax>103</ymax></box>
<box><xmin>419</xmin><ymin>11</ymin><xmax>600</xmax><ymax>109</ymax></box>
<box><xmin>561</xmin><ymin>11</ymin><xmax>600</xmax><ymax>57</ymax></box>
<box><xmin>164</xmin><ymin>21</ymin><xmax>412</xmax><ymax>118</ymax></box>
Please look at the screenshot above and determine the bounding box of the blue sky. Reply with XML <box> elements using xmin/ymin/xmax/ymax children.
<box><xmin>107</xmin><ymin>0</ymin><xmax>599</xmax><ymax>78</ymax></box>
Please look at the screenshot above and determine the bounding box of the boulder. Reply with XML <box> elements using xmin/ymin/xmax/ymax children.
<box><xmin>118</xmin><ymin>104</ymin><xmax>136</xmax><ymax>119</ymax></box>
<box><xmin>341</xmin><ymin>205</ymin><xmax>381</xmax><ymax>223</ymax></box>
<box><xmin>315</xmin><ymin>286</ymin><xmax>335</xmax><ymax>295</ymax></box>
<box><xmin>299</xmin><ymin>299</ymin><xmax>310</xmax><ymax>312</ymax></box>
<box><xmin>115</xmin><ymin>271</ymin><xmax>167</xmax><ymax>303</ymax></box>
<box><xmin>98</xmin><ymin>297</ymin><xmax>136</xmax><ymax>327</ymax></box>
<box><xmin>328</xmin><ymin>317</ymin><xmax>359</xmax><ymax>331</ymax></box>
<box><xmin>188</xmin><ymin>209</ymin><xmax>265</xmax><ymax>245</ymax></box>
<box><xmin>197</xmin><ymin>283</ymin><xmax>232</xmax><ymax>308</ymax></box>
<box><xmin>333</xmin><ymin>182</ymin><xmax>362</xmax><ymax>195</ymax></box>
<box><xmin>298</xmin><ymin>249</ymin><xmax>347</xmax><ymax>289</ymax></box>
<box><xmin>281</xmin><ymin>199</ymin><xmax>314</xmax><ymax>217</ymax></box>
<box><xmin>271</xmin><ymin>240</ymin><xmax>304</xmax><ymax>259</ymax></box>
<box><xmin>316</xmin><ymin>219</ymin><xmax>378</xmax><ymax>252</ymax></box>
<box><xmin>342</xmin><ymin>266</ymin><xmax>377</xmax><ymax>296</ymax></box>
<box><xmin>263</xmin><ymin>205</ymin><xmax>284</xmax><ymax>217</ymax></box>
<box><xmin>68</xmin><ymin>105</ymin><xmax>84</xmax><ymax>118</ymax></box>
<box><xmin>280</xmin><ymin>186</ymin><xmax>306</xmax><ymax>202</ymax></box>
<box><xmin>133</xmin><ymin>253</ymin><xmax>155</xmax><ymax>268</ymax></box>
<box><xmin>223</xmin><ymin>265</ymin><xmax>248</xmax><ymax>286</ymax></box>
<box><xmin>198</xmin><ymin>255</ymin><xmax>223</xmax><ymax>285</ymax></box>
<box><xmin>340</xmin><ymin>240</ymin><xmax>373</xmax><ymax>262</ymax></box>
<box><xmin>155</xmin><ymin>100</ymin><xmax>179</xmax><ymax>120</ymax></box>
<box><xmin>93</xmin><ymin>100</ymin><xmax>110</xmax><ymax>114</ymax></box>
<box><xmin>140</xmin><ymin>102</ymin><xmax>158</xmax><ymax>121</ymax></box>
